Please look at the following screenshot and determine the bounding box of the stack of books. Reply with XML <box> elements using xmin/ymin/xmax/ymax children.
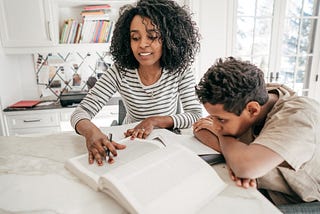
<box><xmin>60</xmin><ymin>4</ymin><xmax>114</xmax><ymax>44</ymax></box>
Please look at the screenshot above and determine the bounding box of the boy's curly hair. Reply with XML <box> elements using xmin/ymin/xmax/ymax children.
<box><xmin>109</xmin><ymin>0</ymin><xmax>200</xmax><ymax>73</ymax></box>
<box><xmin>195</xmin><ymin>57</ymin><xmax>269</xmax><ymax>116</ymax></box>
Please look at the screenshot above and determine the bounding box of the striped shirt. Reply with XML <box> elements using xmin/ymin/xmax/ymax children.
<box><xmin>71</xmin><ymin>64</ymin><xmax>202</xmax><ymax>129</ymax></box>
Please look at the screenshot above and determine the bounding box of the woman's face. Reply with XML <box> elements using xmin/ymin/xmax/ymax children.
<box><xmin>130</xmin><ymin>15</ymin><xmax>162</xmax><ymax>68</ymax></box>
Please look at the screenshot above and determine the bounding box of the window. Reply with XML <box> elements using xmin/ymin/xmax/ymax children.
<box><xmin>234</xmin><ymin>0</ymin><xmax>320</xmax><ymax>96</ymax></box>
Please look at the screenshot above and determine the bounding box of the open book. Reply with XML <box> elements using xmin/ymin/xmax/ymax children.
<box><xmin>103</xmin><ymin>125</ymin><xmax>224</xmax><ymax>165</ymax></box>
<box><xmin>65</xmin><ymin>135</ymin><xmax>227</xmax><ymax>214</ymax></box>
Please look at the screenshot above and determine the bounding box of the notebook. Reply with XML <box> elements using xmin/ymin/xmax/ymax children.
<box><xmin>9</xmin><ymin>100</ymin><xmax>41</xmax><ymax>108</ymax></box>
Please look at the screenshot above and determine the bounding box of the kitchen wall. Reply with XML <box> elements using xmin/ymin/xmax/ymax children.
<box><xmin>0</xmin><ymin>39</ymin><xmax>40</xmax><ymax>135</ymax></box>
<box><xmin>194</xmin><ymin>0</ymin><xmax>230</xmax><ymax>80</ymax></box>
<box><xmin>0</xmin><ymin>48</ymin><xmax>39</xmax><ymax>108</ymax></box>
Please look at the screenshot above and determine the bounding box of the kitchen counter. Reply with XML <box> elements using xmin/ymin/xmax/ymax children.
<box><xmin>2</xmin><ymin>96</ymin><xmax>121</xmax><ymax>136</ymax></box>
<box><xmin>0</xmin><ymin>127</ymin><xmax>281</xmax><ymax>214</ymax></box>
<box><xmin>3</xmin><ymin>96</ymin><xmax>121</xmax><ymax>112</ymax></box>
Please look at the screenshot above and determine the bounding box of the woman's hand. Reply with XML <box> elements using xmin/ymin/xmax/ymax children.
<box><xmin>124</xmin><ymin>118</ymin><xmax>155</xmax><ymax>139</ymax></box>
<box><xmin>227</xmin><ymin>166</ymin><xmax>257</xmax><ymax>188</ymax></box>
<box><xmin>85</xmin><ymin>129</ymin><xmax>126</xmax><ymax>166</ymax></box>
<box><xmin>76</xmin><ymin>120</ymin><xmax>126</xmax><ymax>166</ymax></box>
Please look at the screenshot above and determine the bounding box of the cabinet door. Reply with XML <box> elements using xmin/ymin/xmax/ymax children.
<box><xmin>0</xmin><ymin>0</ymin><xmax>55</xmax><ymax>47</ymax></box>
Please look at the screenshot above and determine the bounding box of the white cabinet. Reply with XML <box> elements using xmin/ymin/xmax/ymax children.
<box><xmin>0</xmin><ymin>0</ymin><xmax>134</xmax><ymax>54</ymax></box>
<box><xmin>4</xmin><ymin>109</ymin><xmax>60</xmax><ymax>136</ymax></box>
<box><xmin>4</xmin><ymin>106</ymin><xmax>118</xmax><ymax>136</ymax></box>
<box><xmin>0</xmin><ymin>0</ymin><xmax>55</xmax><ymax>48</ymax></box>
<box><xmin>0</xmin><ymin>0</ymin><xmax>191</xmax><ymax>54</ymax></box>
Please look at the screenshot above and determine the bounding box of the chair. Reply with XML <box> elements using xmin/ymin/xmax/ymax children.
<box><xmin>277</xmin><ymin>201</ymin><xmax>320</xmax><ymax>214</ymax></box>
<box><xmin>111</xmin><ymin>99</ymin><xmax>126</xmax><ymax>126</ymax></box>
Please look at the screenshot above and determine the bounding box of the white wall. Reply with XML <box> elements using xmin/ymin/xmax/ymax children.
<box><xmin>193</xmin><ymin>0</ymin><xmax>231</xmax><ymax>81</ymax></box>
<box><xmin>0</xmin><ymin>52</ymin><xmax>38</xmax><ymax>108</ymax></box>
<box><xmin>0</xmin><ymin>41</ymin><xmax>39</xmax><ymax>135</ymax></box>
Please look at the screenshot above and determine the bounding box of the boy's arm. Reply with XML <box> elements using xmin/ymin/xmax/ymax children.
<box><xmin>193</xmin><ymin>129</ymin><xmax>221</xmax><ymax>152</ymax></box>
<box><xmin>219</xmin><ymin>136</ymin><xmax>284</xmax><ymax>179</ymax></box>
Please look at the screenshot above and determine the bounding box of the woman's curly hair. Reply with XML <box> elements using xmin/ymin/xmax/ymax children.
<box><xmin>109</xmin><ymin>0</ymin><xmax>200</xmax><ymax>73</ymax></box>
<box><xmin>195</xmin><ymin>57</ymin><xmax>269</xmax><ymax>116</ymax></box>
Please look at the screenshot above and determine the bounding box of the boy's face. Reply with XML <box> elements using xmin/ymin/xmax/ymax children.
<box><xmin>203</xmin><ymin>103</ymin><xmax>253</xmax><ymax>138</ymax></box>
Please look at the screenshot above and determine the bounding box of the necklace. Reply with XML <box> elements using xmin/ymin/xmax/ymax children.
<box><xmin>138</xmin><ymin>68</ymin><xmax>162</xmax><ymax>98</ymax></box>
<box><xmin>138</xmin><ymin>68</ymin><xmax>162</xmax><ymax>86</ymax></box>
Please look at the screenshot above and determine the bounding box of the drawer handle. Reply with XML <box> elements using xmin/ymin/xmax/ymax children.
<box><xmin>23</xmin><ymin>119</ymin><xmax>41</xmax><ymax>123</ymax></box>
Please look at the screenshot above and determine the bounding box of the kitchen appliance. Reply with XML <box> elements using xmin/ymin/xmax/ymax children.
<box><xmin>60</xmin><ymin>91</ymin><xmax>87</xmax><ymax>107</ymax></box>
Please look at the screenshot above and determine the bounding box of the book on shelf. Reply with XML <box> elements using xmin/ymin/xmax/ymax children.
<box><xmin>93</xmin><ymin>20</ymin><xmax>103</xmax><ymax>43</ymax></box>
<box><xmin>98</xmin><ymin>21</ymin><xmax>109</xmax><ymax>43</ymax></box>
<box><xmin>60</xmin><ymin>4</ymin><xmax>113</xmax><ymax>44</ymax></box>
<box><xmin>65</xmin><ymin>128</ymin><xmax>226</xmax><ymax>214</ymax></box>
<box><xmin>67</xmin><ymin>20</ymin><xmax>78</xmax><ymax>44</ymax></box>
<box><xmin>82</xmin><ymin>14</ymin><xmax>110</xmax><ymax>21</ymax></box>
<box><xmin>74</xmin><ymin>22</ymin><xmax>83</xmax><ymax>44</ymax></box>
<box><xmin>80</xmin><ymin>20</ymin><xmax>94</xmax><ymax>43</ymax></box>
<box><xmin>59</xmin><ymin>22</ymin><xmax>68</xmax><ymax>44</ymax></box>
<box><xmin>61</xmin><ymin>18</ymin><xmax>74</xmax><ymax>43</ymax></box>
<box><xmin>83</xmin><ymin>4</ymin><xmax>111</xmax><ymax>11</ymax></box>
<box><xmin>105</xmin><ymin>21</ymin><xmax>114</xmax><ymax>43</ymax></box>
<box><xmin>81</xmin><ymin>10</ymin><xmax>106</xmax><ymax>16</ymax></box>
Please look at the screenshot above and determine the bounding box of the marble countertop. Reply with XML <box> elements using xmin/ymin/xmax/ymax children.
<box><xmin>0</xmin><ymin>130</ymin><xmax>281</xmax><ymax>214</ymax></box>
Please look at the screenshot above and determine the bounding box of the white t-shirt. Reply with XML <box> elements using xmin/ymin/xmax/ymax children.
<box><xmin>243</xmin><ymin>83</ymin><xmax>320</xmax><ymax>205</ymax></box>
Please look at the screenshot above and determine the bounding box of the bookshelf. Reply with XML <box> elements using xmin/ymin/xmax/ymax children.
<box><xmin>54</xmin><ymin>0</ymin><xmax>134</xmax><ymax>51</ymax></box>
<box><xmin>0</xmin><ymin>0</ymin><xmax>135</xmax><ymax>54</ymax></box>
<box><xmin>54</xmin><ymin>0</ymin><xmax>188</xmax><ymax>52</ymax></box>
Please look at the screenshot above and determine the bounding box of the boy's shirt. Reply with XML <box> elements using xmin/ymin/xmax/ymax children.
<box><xmin>240</xmin><ymin>83</ymin><xmax>320</xmax><ymax>205</ymax></box>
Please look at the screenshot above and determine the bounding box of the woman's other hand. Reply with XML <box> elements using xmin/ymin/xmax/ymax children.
<box><xmin>124</xmin><ymin>118</ymin><xmax>155</xmax><ymax>139</ymax></box>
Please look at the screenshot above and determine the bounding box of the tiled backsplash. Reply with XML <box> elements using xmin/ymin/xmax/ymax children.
<box><xmin>34</xmin><ymin>51</ymin><xmax>112</xmax><ymax>100</ymax></box>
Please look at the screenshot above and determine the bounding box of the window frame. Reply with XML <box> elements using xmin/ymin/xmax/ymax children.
<box><xmin>228</xmin><ymin>0</ymin><xmax>320</xmax><ymax>101</ymax></box>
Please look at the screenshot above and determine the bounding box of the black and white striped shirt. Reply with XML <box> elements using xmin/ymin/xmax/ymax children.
<box><xmin>71</xmin><ymin>64</ymin><xmax>202</xmax><ymax>129</ymax></box>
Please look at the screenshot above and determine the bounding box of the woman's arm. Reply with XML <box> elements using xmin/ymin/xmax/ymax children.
<box><xmin>172</xmin><ymin>69</ymin><xmax>202</xmax><ymax>129</ymax></box>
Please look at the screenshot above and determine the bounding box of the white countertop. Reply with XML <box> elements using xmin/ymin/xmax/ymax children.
<box><xmin>0</xmin><ymin>129</ymin><xmax>281</xmax><ymax>214</ymax></box>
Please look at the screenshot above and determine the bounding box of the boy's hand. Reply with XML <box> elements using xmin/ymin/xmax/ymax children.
<box><xmin>228</xmin><ymin>166</ymin><xmax>257</xmax><ymax>188</ymax></box>
<box><xmin>193</xmin><ymin>116</ymin><xmax>222</xmax><ymax>134</ymax></box>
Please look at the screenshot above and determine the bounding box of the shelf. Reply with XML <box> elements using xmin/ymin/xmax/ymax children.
<box><xmin>3</xmin><ymin>43</ymin><xmax>110</xmax><ymax>54</ymax></box>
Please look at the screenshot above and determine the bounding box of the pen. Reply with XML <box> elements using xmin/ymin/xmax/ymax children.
<box><xmin>105</xmin><ymin>133</ymin><xmax>112</xmax><ymax>158</ymax></box>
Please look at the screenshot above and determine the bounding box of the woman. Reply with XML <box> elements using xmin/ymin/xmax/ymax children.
<box><xmin>70</xmin><ymin>0</ymin><xmax>202</xmax><ymax>165</ymax></box>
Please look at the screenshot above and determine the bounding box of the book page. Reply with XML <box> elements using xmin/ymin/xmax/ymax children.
<box><xmin>99</xmin><ymin>144</ymin><xmax>226</xmax><ymax>214</ymax></box>
<box><xmin>147</xmin><ymin>128</ymin><xmax>220</xmax><ymax>155</ymax></box>
<box><xmin>65</xmin><ymin>138</ymin><xmax>164</xmax><ymax>191</ymax></box>
<box><xmin>103</xmin><ymin>124</ymin><xmax>220</xmax><ymax>155</ymax></box>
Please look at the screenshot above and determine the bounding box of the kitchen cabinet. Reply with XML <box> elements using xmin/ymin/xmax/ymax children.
<box><xmin>0</xmin><ymin>0</ymin><xmax>55</xmax><ymax>49</ymax></box>
<box><xmin>0</xmin><ymin>0</ymin><xmax>135</xmax><ymax>54</ymax></box>
<box><xmin>0</xmin><ymin>0</ymin><xmax>191</xmax><ymax>54</ymax></box>
<box><xmin>4</xmin><ymin>109</ymin><xmax>60</xmax><ymax>136</ymax></box>
<box><xmin>3</xmin><ymin>106</ymin><xmax>118</xmax><ymax>136</ymax></box>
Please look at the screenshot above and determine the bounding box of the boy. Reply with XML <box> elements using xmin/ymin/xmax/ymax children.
<box><xmin>193</xmin><ymin>57</ymin><xmax>320</xmax><ymax>206</ymax></box>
